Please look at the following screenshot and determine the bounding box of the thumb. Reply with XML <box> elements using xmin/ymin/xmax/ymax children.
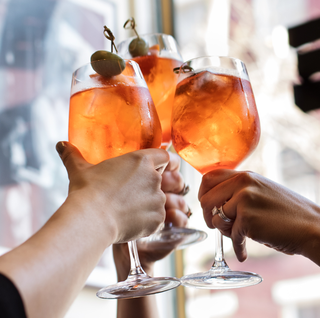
<box><xmin>56</xmin><ymin>141</ymin><xmax>92</xmax><ymax>179</ymax></box>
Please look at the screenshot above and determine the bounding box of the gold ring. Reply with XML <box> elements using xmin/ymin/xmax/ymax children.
<box><xmin>186</xmin><ymin>207</ymin><xmax>192</xmax><ymax>218</ymax></box>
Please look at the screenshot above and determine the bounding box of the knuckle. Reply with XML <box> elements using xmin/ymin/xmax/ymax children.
<box><xmin>237</xmin><ymin>186</ymin><xmax>258</xmax><ymax>206</ymax></box>
<box><xmin>234</xmin><ymin>172</ymin><xmax>261</xmax><ymax>203</ymax></box>
<box><xmin>130</xmin><ymin>151</ymin><xmax>146</xmax><ymax>164</ymax></box>
<box><xmin>151</xmin><ymin>170</ymin><xmax>163</xmax><ymax>186</ymax></box>
<box><xmin>199</xmin><ymin>196</ymin><xmax>206</xmax><ymax>209</ymax></box>
<box><xmin>153</xmin><ymin>188</ymin><xmax>167</xmax><ymax>209</ymax></box>
<box><xmin>153</xmin><ymin>206</ymin><xmax>166</xmax><ymax>228</ymax></box>
<box><xmin>235</xmin><ymin>171</ymin><xmax>255</xmax><ymax>184</ymax></box>
<box><xmin>201</xmin><ymin>172</ymin><xmax>212</xmax><ymax>185</ymax></box>
<box><xmin>160</xmin><ymin>190</ymin><xmax>167</xmax><ymax>206</ymax></box>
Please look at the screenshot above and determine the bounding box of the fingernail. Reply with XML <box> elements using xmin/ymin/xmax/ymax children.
<box><xmin>56</xmin><ymin>141</ymin><xmax>66</xmax><ymax>156</ymax></box>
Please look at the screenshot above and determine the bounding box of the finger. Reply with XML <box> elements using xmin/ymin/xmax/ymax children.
<box><xmin>211</xmin><ymin>202</ymin><xmax>248</xmax><ymax>262</ymax></box>
<box><xmin>161</xmin><ymin>170</ymin><xmax>184</xmax><ymax>193</ymax></box>
<box><xmin>165</xmin><ymin>193</ymin><xmax>189</xmax><ymax>213</ymax></box>
<box><xmin>211</xmin><ymin>202</ymin><xmax>235</xmax><ymax>235</ymax></box>
<box><xmin>165</xmin><ymin>209</ymin><xmax>188</xmax><ymax>227</ymax></box>
<box><xmin>56</xmin><ymin>141</ymin><xmax>91</xmax><ymax>178</ymax></box>
<box><xmin>165</xmin><ymin>193</ymin><xmax>189</xmax><ymax>227</ymax></box>
<box><xmin>200</xmin><ymin>178</ymin><xmax>239</xmax><ymax>229</ymax></box>
<box><xmin>198</xmin><ymin>169</ymin><xmax>239</xmax><ymax>200</ymax></box>
<box><xmin>230</xmin><ymin>224</ymin><xmax>248</xmax><ymax>262</ymax></box>
<box><xmin>161</xmin><ymin>151</ymin><xmax>184</xmax><ymax>193</ymax></box>
<box><xmin>165</xmin><ymin>151</ymin><xmax>181</xmax><ymax>173</ymax></box>
<box><xmin>140</xmin><ymin>148</ymin><xmax>170</xmax><ymax>173</ymax></box>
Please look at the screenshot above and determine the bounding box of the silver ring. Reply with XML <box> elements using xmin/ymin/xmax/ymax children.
<box><xmin>212</xmin><ymin>206</ymin><xmax>219</xmax><ymax>217</ymax></box>
<box><xmin>218</xmin><ymin>206</ymin><xmax>232</xmax><ymax>223</ymax></box>
<box><xmin>178</xmin><ymin>184</ymin><xmax>190</xmax><ymax>196</ymax></box>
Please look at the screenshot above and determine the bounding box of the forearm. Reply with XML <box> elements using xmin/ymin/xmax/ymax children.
<box><xmin>117</xmin><ymin>296</ymin><xmax>159</xmax><ymax>318</ymax></box>
<box><xmin>300</xmin><ymin>203</ymin><xmax>320</xmax><ymax>267</ymax></box>
<box><xmin>0</xmin><ymin>192</ymin><xmax>116</xmax><ymax>318</ymax></box>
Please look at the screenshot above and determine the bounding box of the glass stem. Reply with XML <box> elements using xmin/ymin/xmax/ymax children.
<box><xmin>127</xmin><ymin>240</ymin><xmax>148</xmax><ymax>277</ymax></box>
<box><xmin>212</xmin><ymin>229</ymin><xmax>229</xmax><ymax>270</ymax></box>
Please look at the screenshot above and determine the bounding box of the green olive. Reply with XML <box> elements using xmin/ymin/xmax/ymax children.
<box><xmin>129</xmin><ymin>38</ymin><xmax>149</xmax><ymax>57</ymax></box>
<box><xmin>90</xmin><ymin>50</ymin><xmax>126</xmax><ymax>77</ymax></box>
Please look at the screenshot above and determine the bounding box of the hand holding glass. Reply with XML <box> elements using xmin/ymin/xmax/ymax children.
<box><xmin>171</xmin><ymin>56</ymin><xmax>263</xmax><ymax>289</ymax></box>
<box><xmin>69</xmin><ymin>60</ymin><xmax>180</xmax><ymax>298</ymax></box>
<box><xmin>118</xmin><ymin>34</ymin><xmax>207</xmax><ymax>249</ymax></box>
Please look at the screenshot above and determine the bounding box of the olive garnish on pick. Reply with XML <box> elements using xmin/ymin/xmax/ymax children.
<box><xmin>124</xmin><ymin>17</ymin><xmax>149</xmax><ymax>57</ymax></box>
<box><xmin>90</xmin><ymin>26</ymin><xmax>126</xmax><ymax>77</ymax></box>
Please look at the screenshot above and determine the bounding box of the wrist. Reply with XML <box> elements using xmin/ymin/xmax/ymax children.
<box><xmin>300</xmin><ymin>205</ymin><xmax>320</xmax><ymax>266</ymax></box>
<box><xmin>301</xmin><ymin>226</ymin><xmax>320</xmax><ymax>266</ymax></box>
<box><xmin>62</xmin><ymin>190</ymin><xmax>118</xmax><ymax>248</ymax></box>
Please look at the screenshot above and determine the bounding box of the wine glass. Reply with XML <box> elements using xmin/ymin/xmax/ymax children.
<box><xmin>171</xmin><ymin>56</ymin><xmax>263</xmax><ymax>289</ymax></box>
<box><xmin>68</xmin><ymin>59</ymin><xmax>180</xmax><ymax>298</ymax></box>
<box><xmin>118</xmin><ymin>33</ymin><xmax>207</xmax><ymax>249</ymax></box>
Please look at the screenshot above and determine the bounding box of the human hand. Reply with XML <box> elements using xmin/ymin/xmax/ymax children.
<box><xmin>56</xmin><ymin>141</ymin><xmax>169</xmax><ymax>244</ymax></box>
<box><xmin>198</xmin><ymin>169</ymin><xmax>320</xmax><ymax>263</ymax></box>
<box><xmin>113</xmin><ymin>151</ymin><xmax>190</xmax><ymax>279</ymax></box>
<box><xmin>162</xmin><ymin>151</ymin><xmax>190</xmax><ymax>227</ymax></box>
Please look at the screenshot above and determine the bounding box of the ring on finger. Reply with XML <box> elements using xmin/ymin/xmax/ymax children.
<box><xmin>212</xmin><ymin>206</ymin><xmax>232</xmax><ymax>223</ymax></box>
<box><xmin>212</xmin><ymin>206</ymin><xmax>219</xmax><ymax>217</ymax></box>
<box><xmin>178</xmin><ymin>184</ymin><xmax>190</xmax><ymax>196</ymax></box>
<box><xmin>218</xmin><ymin>206</ymin><xmax>232</xmax><ymax>223</ymax></box>
<box><xmin>186</xmin><ymin>206</ymin><xmax>192</xmax><ymax>218</ymax></box>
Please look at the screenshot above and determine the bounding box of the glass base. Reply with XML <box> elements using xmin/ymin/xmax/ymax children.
<box><xmin>140</xmin><ymin>226</ymin><xmax>208</xmax><ymax>250</ymax></box>
<box><xmin>96</xmin><ymin>274</ymin><xmax>181</xmax><ymax>299</ymax></box>
<box><xmin>181</xmin><ymin>267</ymin><xmax>262</xmax><ymax>289</ymax></box>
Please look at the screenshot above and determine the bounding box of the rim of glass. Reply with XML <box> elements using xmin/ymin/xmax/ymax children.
<box><xmin>181</xmin><ymin>55</ymin><xmax>245</xmax><ymax>66</ymax></box>
<box><xmin>174</xmin><ymin>55</ymin><xmax>249</xmax><ymax>80</ymax></box>
<box><xmin>118</xmin><ymin>32</ymin><xmax>176</xmax><ymax>43</ymax></box>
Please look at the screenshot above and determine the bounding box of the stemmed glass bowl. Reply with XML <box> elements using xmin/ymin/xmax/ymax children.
<box><xmin>171</xmin><ymin>56</ymin><xmax>263</xmax><ymax>289</ymax></box>
<box><xmin>118</xmin><ymin>34</ymin><xmax>207</xmax><ymax>249</ymax></box>
<box><xmin>68</xmin><ymin>59</ymin><xmax>180</xmax><ymax>298</ymax></box>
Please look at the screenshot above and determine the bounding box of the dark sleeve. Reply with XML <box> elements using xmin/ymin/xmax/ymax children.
<box><xmin>0</xmin><ymin>273</ymin><xmax>27</xmax><ymax>318</ymax></box>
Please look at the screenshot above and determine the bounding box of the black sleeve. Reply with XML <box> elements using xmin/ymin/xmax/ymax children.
<box><xmin>0</xmin><ymin>273</ymin><xmax>27</xmax><ymax>318</ymax></box>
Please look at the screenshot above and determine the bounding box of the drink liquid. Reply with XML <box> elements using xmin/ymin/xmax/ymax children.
<box><xmin>133</xmin><ymin>50</ymin><xmax>181</xmax><ymax>149</ymax></box>
<box><xmin>69</xmin><ymin>73</ymin><xmax>162</xmax><ymax>164</ymax></box>
<box><xmin>172</xmin><ymin>71</ymin><xmax>260</xmax><ymax>175</ymax></box>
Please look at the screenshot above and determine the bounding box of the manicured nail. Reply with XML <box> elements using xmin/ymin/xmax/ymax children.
<box><xmin>56</xmin><ymin>141</ymin><xmax>66</xmax><ymax>156</ymax></box>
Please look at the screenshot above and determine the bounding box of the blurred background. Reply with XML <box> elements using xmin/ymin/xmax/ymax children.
<box><xmin>0</xmin><ymin>0</ymin><xmax>320</xmax><ymax>317</ymax></box>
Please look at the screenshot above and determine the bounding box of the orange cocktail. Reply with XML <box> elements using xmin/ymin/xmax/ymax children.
<box><xmin>172</xmin><ymin>70</ymin><xmax>260</xmax><ymax>175</ymax></box>
<box><xmin>69</xmin><ymin>59</ymin><xmax>181</xmax><ymax>299</ymax></box>
<box><xmin>69</xmin><ymin>61</ymin><xmax>162</xmax><ymax>164</ymax></box>
<box><xmin>133</xmin><ymin>50</ymin><xmax>182</xmax><ymax>148</ymax></box>
<box><xmin>118</xmin><ymin>34</ymin><xmax>182</xmax><ymax>149</ymax></box>
<box><xmin>172</xmin><ymin>56</ymin><xmax>262</xmax><ymax>289</ymax></box>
